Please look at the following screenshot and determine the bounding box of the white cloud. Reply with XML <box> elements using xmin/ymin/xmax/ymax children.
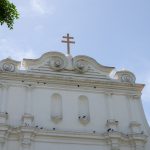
<box><xmin>30</xmin><ymin>0</ymin><xmax>55</xmax><ymax>15</ymax></box>
<box><xmin>17</xmin><ymin>0</ymin><xmax>55</xmax><ymax>18</ymax></box>
<box><xmin>34</xmin><ymin>25</ymin><xmax>44</xmax><ymax>31</ymax></box>
<box><xmin>0</xmin><ymin>39</ymin><xmax>36</xmax><ymax>61</ymax></box>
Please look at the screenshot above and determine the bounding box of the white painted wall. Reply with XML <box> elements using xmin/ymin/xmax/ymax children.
<box><xmin>4</xmin><ymin>86</ymin><xmax>135</xmax><ymax>132</ymax></box>
<box><xmin>0</xmin><ymin>83</ymin><xmax>149</xmax><ymax>150</ymax></box>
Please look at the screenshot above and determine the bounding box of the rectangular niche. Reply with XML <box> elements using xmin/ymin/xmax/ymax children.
<box><xmin>51</xmin><ymin>93</ymin><xmax>62</xmax><ymax>123</ymax></box>
<box><xmin>78</xmin><ymin>95</ymin><xmax>90</xmax><ymax>125</ymax></box>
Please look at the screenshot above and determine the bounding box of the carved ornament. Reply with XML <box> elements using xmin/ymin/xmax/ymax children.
<box><xmin>0</xmin><ymin>58</ymin><xmax>21</xmax><ymax>72</ymax></box>
<box><xmin>115</xmin><ymin>70</ymin><xmax>136</xmax><ymax>84</ymax></box>
<box><xmin>74</xmin><ymin>60</ymin><xmax>88</xmax><ymax>73</ymax></box>
<box><xmin>49</xmin><ymin>56</ymin><xmax>66</xmax><ymax>71</ymax></box>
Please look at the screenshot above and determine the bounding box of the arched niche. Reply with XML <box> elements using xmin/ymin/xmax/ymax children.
<box><xmin>51</xmin><ymin>93</ymin><xmax>62</xmax><ymax>123</ymax></box>
<box><xmin>78</xmin><ymin>95</ymin><xmax>90</xmax><ymax>124</ymax></box>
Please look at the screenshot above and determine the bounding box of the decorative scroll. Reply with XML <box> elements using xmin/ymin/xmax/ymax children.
<box><xmin>74</xmin><ymin>60</ymin><xmax>88</xmax><ymax>73</ymax></box>
<box><xmin>49</xmin><ymin>56</ymin><xmax>67</xmax><ymax>71</ymax></box>
<box><xmin>115</xmin><ymin>70</ymin><xmax>136</xmax><ymax>84</ymax></box>
<box><xmin>121</xmin><ymin>74</ymin><xmax>135</xmax><ymax>83</ymax></box>
<box><xmin>0</xmin><ymin>58</ymin><xmax>20</xmax><ymax>72</ymax></box>
<box><xmin>2</xmin><ymin>63</ymin><xmax>15</xmax><ymax>72</ymax></box>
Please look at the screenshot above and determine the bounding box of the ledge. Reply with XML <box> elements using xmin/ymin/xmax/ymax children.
<box><xmin>0</xmin><ymin>71</ymin><xmax>144</xmax><ymax>94</ymax></box>
<box><xmin>0</xmin><ymin>125</ymin><xmax>147</xmax><ymax>145</ymax></box>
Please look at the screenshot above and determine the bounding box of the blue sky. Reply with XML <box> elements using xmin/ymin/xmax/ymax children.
<box><xmin>0</xmin><ymin>0</ymin><xmax>150</xmax><ymax>124</ymax></box>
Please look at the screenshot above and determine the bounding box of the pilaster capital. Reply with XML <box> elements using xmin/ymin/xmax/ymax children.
<box><xmin>104</xmin><ymin>131</ymin><xmax>121</xmax><ymax>150</ymax></box>
<box><xmin>0</xmin><ymin>83</ymin><xmax>9</xmax><ymax>89</ymax></box>
<box><xmin>22</xmin><ymin>113</ymin><xmax>34</xmax><ymax>122</ymax></box>
<box><xmin>0</xmin><ymin>112</ymin><xmax>8</xmax><ymax>124</ymax></box>
<box><xmin>126</xmin><ymin>95</ymin><xmax>141</xmax><ymax>100</ymax></box>
<box><xmin>133</xmin><ymin>95</ymin><xmax>141</xmax><ymax>99</ymax></box>
<box><xmin>106</xmin><ymin>119</ymin><xmax>119</xmax><ymax>126</ymax></box>
<box><xmin>130</xmin><ymin>133</ymin><xmax>148</xmax><ymax>147</ymax></box>
<box><xmin>104</xmin><ymin>91</ymin><xmax>114</xmax><ymax>97</ymax></box>
<box><xmin>24</xmin><ymin>84</ymin><xmax>35</xmax><ymax>89</ymax></box>
<box><xmin>129</xmin><ymin>121</ymin><xmax>141</xmax><ymax>128</ymax></box>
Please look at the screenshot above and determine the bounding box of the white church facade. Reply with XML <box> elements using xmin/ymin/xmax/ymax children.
<box><xmin>0</xmin><ymin>35</ymin><xmax>149</xmax><ymax>150</ymax></box>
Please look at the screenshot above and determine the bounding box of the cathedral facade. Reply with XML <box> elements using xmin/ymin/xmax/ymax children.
<box><xmin>0</xmin><ymin>51</ymin><xmax>149</xmax><ymax>150</ymax></box>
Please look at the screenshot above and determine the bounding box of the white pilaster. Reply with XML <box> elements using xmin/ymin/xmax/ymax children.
<box><xmin>127</xmin><ymin>95</ymin><xmax>138</xmax><ymax>122</ymax></box>
<box><xmin>25</xmin><ymin>85</ymin><xmax>33</xmax><ymax>115</ymax></box>
<box><xmin>105</xmin><ymin>92</ymin><xmax>119</xmax><ymax>131</ymax></box>
<box><xmin>126</xmin><ymin>95</ymin><xmax>133</xmax><ymax>122</ymax></box>
<box><xmin>0</xmin><ymin>84</ymin><xmax>9</xmax><ymax>113</ymax></box>
<box><xmin>22</xmin><ymin>85</ymin><xmax>34</xmax><ymax>126</ymax></box>
<box><xmin>0</xmin><ymin>143</ymin><xmax>4</xmax><ymax>150</ymax></box>
<box><xmin>0</xmin><ymin>84</ymin><xmax>9</xmax><ymax>124</ymax></box>
<box><xmin>105</xmin><ymin>92</ymin><xmax>114</xmax><ymax>120</ymax></box>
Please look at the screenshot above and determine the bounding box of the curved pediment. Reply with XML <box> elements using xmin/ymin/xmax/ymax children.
<box><xmin>22</xmin><ymin>51</ymin><xmax>115</xmax><ymax>79</ymax></box>
<box><xmin>22</xmin><ymin>51</ymin><xmax>116</xmax><ymax>79</ymax></box>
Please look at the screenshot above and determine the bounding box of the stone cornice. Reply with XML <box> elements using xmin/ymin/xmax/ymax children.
<box><xmin>0</xmin><ymin>71</ymin><xmax>144</xmax><ymax>94</ymax></box>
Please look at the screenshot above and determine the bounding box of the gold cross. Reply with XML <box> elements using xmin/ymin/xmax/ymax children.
<box><xmin>61</xmin><ymin>33</ymin><xmax>75</xmax><ymax>55</ymax></box>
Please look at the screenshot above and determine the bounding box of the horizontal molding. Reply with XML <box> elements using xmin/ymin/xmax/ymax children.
<box><xmin>0</xmin><ymin>72</ymin><xmax>144</xmax><ymax>94</ymax></box>
<box><xmin>0</xmin><ymin>125</ymin><xmax>147</xmax><ymax>145</ymax></box>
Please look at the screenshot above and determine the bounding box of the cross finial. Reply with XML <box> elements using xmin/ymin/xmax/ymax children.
<box><xmin>61</xmin><ymin>33</ymin><xmax>75</xmax><ymax>55</ymax></box>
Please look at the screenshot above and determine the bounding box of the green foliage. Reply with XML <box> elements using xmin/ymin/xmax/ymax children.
<box><xmin>0</xmin><ymin>0</ymin><xmax>19</xmax><ymax>29</ymax></box>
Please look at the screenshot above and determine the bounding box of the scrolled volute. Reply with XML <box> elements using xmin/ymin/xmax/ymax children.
<box><xmin>115</xmin><ymin>70</ymin><xmax>136</xmax><ymax>84</ymax></box>
<box><xmin>49</xmin><ymin>56</ymin><xmax>67</xmax><ymax>71</ymax></box>
<box><xmin>0</xmin><ymin>58</ymin><xmax>20</xmax><ymax>72</ymax></box>
<box><xmin>2</xmin><ymin>63</ymin><xmax>15</xmax><ymax>72</ymax></box>
<box><xmin>73</xmin><ymin>60</ymin><xmax>88</xmax><ymax>73</ymax></box>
